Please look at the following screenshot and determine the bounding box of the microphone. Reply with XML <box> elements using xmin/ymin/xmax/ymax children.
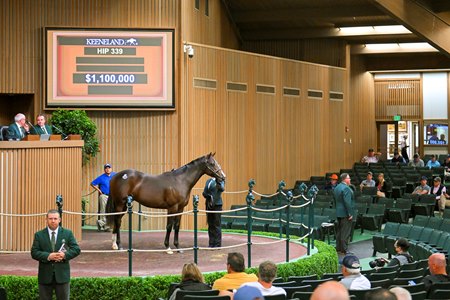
<box><xmin>26</xmin><ymin>121</ymin><xmax>38</xmax><ymax>134</ymax></box>
<box><xmin>52</xmin><ymin>125</ymin><xmax>68</xmax><ymax>140</ymax></box>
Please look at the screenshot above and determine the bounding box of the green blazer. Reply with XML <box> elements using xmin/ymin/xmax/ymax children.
<box><xmin>334</xmin><ymin>182</ymin><xmax>355</xmax><ymax>218</ymax></box>
<box><xmin>30</xmin><ymin>124</ymin><xmax>53</xmax><ymax>135</ymax></box>
<box><xmin>31</xmin><ymin>227</ymin><xmax>80</xmax><ymax>284</ymax></box>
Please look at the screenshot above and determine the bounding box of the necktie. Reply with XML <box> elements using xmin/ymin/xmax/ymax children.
<box><xmin>42</xmin><ymin>126</ymin><xmax>48</xmax><ymax>134</ymax></box>
<box><xmin>51</xmin><ymin>231</ymin><xmax>56</xmax><ymax>251</ymax></box>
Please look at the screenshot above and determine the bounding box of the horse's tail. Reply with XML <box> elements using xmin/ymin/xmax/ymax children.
<box><xmin>105</xmin><ymin>192</ymin><xmax>116</xmax><ymax>227</ymax></box>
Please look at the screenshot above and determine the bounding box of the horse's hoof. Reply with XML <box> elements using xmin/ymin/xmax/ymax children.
<box><xmin>112</xmin><ymin>243</ymin><xmax>118</xmax><ymax>250</ymax></box>
<box><xmin>166</xmin><ymin>248</ymin><xmax>174</xmax><ymax>255</ymax></box>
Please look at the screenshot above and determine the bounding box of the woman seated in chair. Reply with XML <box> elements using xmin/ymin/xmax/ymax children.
<box><xmin>376</xmin><ymin>173</ymin><xmax>388</xmax><ymax>198</ymax></box>
<box><xmin>168</xmin><ymin>262</ymin><xmax>211</xmax><ymax>300</ymax></box>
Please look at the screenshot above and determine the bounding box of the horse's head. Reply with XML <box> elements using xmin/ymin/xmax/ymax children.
<box><xmin>204</xmin><ymin>152</ymin><xmax>226</xmax><ymax>181</ymax></box>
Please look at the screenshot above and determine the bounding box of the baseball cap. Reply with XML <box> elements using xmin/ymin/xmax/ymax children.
<box><xmin>341</xmin><ymin>255</ymin><xmax>361</xmax><ymax>269</ymax></box>
<box><xmin>104</xmin><ymin>163</ymin><xmax>112</xmax><ymax>169</ymax></box>
<box><xmin>234</xmin><ymin>286</ymin><xmax>264</xmax><ymax>300</ymax></box>
<box><xmin>367</xmin><ymin>171</ymin><xmax>373</xmax><ymax>176</ymax></box>
<box><xmin>330</xmin><ymin>174</ymin><xmax>338</xmax><ymax>180</ymax></box>
<box><xmin>421</xmin><ymin>176</ymin><xmax>428</xmax><ymax>181</ymax></box>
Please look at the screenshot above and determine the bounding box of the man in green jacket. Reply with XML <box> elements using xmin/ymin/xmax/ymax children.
<box><xmin>31</xmin><ymin>209</ymin><xmax>80</xmax><ymax>300</ymax></box>
<box><xmin>334</xmin><ymin>173</ymin><xmax>355</xmax><ymax>255</ymax></box>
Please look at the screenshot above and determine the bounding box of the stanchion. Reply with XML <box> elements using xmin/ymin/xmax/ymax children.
<box><xmin>193</xmin><ymin>195</ymin><xmax>199</xmax><ymax>264</ymax></box>
<box><xmin>138</xmin><ymin>203</ymin><xmax>142</xmax><ymax>232</ymax></box>
<box><xmin>56</xmin><ymin>195</ymin><xmax>63</xmax><ymax>226</ymax></box>
<box><xmin>285</xmin><ymin>191</ymin><xmax>292</xmax><ymax>263</ymax></box>
<box><xmin>277</xmin><ymin>180</ymin><xmax>286</xmax><ymax>238</ymax></box>
<box><xmin>127</xmin><ymin>196</ymin><xmax>134</xmax><ymax>277</ymax></box>
<box><xmin>246</xmin><ymin>190</ymin><xmax>254</xmax><ymax>268</ymax></box>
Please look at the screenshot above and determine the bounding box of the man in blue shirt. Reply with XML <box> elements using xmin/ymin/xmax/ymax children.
<box><xmin>426</xmin><ymin>154</ymin><xmax>441</xmax><ymax>169</ymax></box>
<box><xmin>91</xmin><ymin>163</ymin><xmax>117</xmax><ymax>231</ymax></box>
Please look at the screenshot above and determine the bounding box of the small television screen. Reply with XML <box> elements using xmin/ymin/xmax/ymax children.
<box><xmin>45</xmin><ymin>28</ymin><xmax>174</xmax><ymax>110</ymax></box>
<box><xmin>424</xmin><ymin>123</ymin><xmax>448</xmax><ymax>145</ymax></box>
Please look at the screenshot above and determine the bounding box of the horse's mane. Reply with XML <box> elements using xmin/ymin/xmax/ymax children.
<box><xmin>168</xmin><ymin>155</ymin><xmax>206</xmax><ymax>175</ymax></box>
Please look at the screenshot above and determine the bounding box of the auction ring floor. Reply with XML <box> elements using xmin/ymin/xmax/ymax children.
<box><xmin>0</xmin><ymin>229</ymin><xmax>308</xmax><ymax>277</ymax></box>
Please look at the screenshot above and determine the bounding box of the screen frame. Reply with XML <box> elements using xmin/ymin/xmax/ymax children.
<box><xmin>423</xmin><ymin>121</ymin><xmax>448</xmax><ymax>146</ymax></box>
<box><xmin>44</xmin><ymin>27</ymin><xmax>175</xmax><ymax>110</ymax></box>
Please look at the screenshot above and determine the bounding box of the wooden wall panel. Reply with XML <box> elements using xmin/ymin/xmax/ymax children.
<box><xmin>0</xmin><ymin>141</ymin><xmax>82</xmax><ymax>250</ymax></box>
<box><xmin>374</xmin><ymin>79</ymin><xmax>421</xmax><ymax>120</ymax></box>
<box><xmin>182</xmin><ymin>0</ymin><xmax>239</xmax><ymax>49</ymax></box>
<box><xmin>0</xmin><ymin>0</ymin><xmax>180</xmax><ymax>117</ymax></box>
<box><xmin>241</xmin><ymin>39</ymin><xmax>347</xmax><ymax>68</ymax></box>
<box><xmin>180</xmin><ymin>44</ymin><xmax>351</xmax><ymax>220</ymax></box>
<box><xmin>349</xmin><ymin>55</ymin><xmax>377</xmax><ymax>162</ymax></box>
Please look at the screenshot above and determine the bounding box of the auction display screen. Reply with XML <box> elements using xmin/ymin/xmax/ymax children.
<box><xmin>45</xmin><ymin>28</ymin><xmax>174</xmax><ymax>109</ymax></box>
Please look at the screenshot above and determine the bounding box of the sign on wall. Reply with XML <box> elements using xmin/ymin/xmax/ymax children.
<box><xmin>45</xmin><ymin>28</ymin><xmax>174</xmax><ymax>110</ymax></box>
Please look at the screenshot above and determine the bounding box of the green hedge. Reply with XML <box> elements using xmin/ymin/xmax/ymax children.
<box><xmin>0</xmin><ymin>239</ymin><xmax>337</xmax><ymax>300</ymax></box>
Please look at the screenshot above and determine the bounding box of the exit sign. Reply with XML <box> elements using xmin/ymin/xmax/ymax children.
<box><xmin>393</xmin><ymin>115</ymin><xmax>401</xmax><ymax>121</ymax></box>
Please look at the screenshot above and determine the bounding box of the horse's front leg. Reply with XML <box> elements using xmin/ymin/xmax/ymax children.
<box><xmin>164</xmin><ymin>216</ymin><xmax>174</xmax><ymax>249</ymax></box>
<box><xmin>173</xmin><ymin>215</ymin><xmax>182</xmax><ymax>250</ymax></box>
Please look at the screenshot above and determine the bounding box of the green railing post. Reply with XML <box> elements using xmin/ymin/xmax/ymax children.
<box><xmin>127</xmin><ymin>196</ymin><xmax>133</xmax><ymax>277</ymax></box>
<box><xmin>285</xmin><ymin>190</ymin><xmax>293</xmax><ymax>263</ymax></box>
<box><xmin>277</xmin><ymin>180</ymin><xmax>286</xmax><ymax>239</ymax></box>
<box><xmin>193</xmin><ymin>195</ymin><xmax>199</xmax><ymax>264</ymax></box>
<box><xmin>56</xmin><ymin>195</ymin><xmax>63</xmax><ymax>227</ymax></box>
<box><xmin>248</xmin><ymin>179</ymin><xmax>255</xmax><ymax>194</ymax></box>
<box><xmin>246</xmin><ymin>191</ymin><xmax>254</xmax><ymax>268</ymax></box>
<box><xmin>306</xmin><ymin>185</ymin><xmax>319</xmax><ymax>253</ymax></box>
<box><xmin>138</xmin><ymin>203</ymin><xmax>142</xmax><ymax>232</ymax></box>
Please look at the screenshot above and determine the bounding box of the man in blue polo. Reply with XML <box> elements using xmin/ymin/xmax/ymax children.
<box><xmin>91</xmin><ymin>163</ymin><xmax>117</xmax><ymax>231</ymax></box>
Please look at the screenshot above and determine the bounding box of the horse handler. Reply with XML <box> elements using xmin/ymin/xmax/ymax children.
<box><xmin>203</xmin><ymin>177</ymin><xmax>225</xmax><ymax>248</ymax></box>
<box><xmin>91</xmin><ymin>163</ymin><xmax>117</xmax><ymax>231</ymax></box>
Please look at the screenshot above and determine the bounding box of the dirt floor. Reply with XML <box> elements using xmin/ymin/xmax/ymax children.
<box><xmin>0</xmin><ymin>229</ymin><xmax>308</xmax><ymax>277</ymax></box>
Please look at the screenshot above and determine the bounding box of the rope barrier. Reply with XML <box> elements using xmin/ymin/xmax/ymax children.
<box><xmin>81</xmin><ymin>249</ymin><xmax>128</xmax><ymax>253</ymax></box>
<box><xmin>63</xmin><ymin>211</ymin><xmax>126</xmax><ymax>216</ymax></box>
<box><xmin>252</xmin><ymin>191</ymin><xmax>280</xmax><ymax>197</ymax></box>
<box><xmin>198</xmin><ymin>242</ymin><xmax>248</xmax><ymax>250</ymax></box>
<box><xmin>252</xmin><ymin>238</ymin><xmax>286</xmax><ymax>245</ymax></box>
<box><xmin>134</xmin><ymin>247</ymin><xmax>193</xmax><ymax>253</ymax></box>
<box><xmin>0</xmin><ymin>212</ymin><xmax>47</xmax><ymax>217</ymax></box>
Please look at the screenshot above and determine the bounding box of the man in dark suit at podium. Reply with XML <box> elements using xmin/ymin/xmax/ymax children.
<box><xmin>6</xmin><ymin>113</ymin><xmax>30</xmax><ymax>140</ymax></box>
<box><xmin>30</xmin><ymin>114</ymin><xmax>53</xmax><ymax>135</ymax></box>
<box><xmin>31</xmin><ymin>209</ymin><xmax>80</xmax><ymax>300</ymax></box>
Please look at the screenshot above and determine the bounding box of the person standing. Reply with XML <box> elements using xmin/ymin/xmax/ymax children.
<box><xmin>31</xmin><ymin>114</ymin><xmax>53</xmax><ymax>135</ymax></box>
<box><xmin>91</xmin><ymin>163</ymin><xmax>117</xmax><ymax>231</ymax></box>
<box><xmin>334</xmin><ymin>173</ymin><xmax>355</xmax><ymax>255</ymax></box>
<box><xmin>400</xmin><ymin>135</ymin><xmax>409</xmax><ymax>163</ymax></box>
<box><xmin>202</xmin><ymin>177</ymin><xmax>225</xmax><ymax>248</ymax></box>
<box><xmin>31</xmin><ymin>209</ymin><xmax>80</xmax><ymax>300</ymax></box>
<box><xmin>6</xmin><ymin>113</ymin><xmax>30</xmax><ymax>141</ymax></box>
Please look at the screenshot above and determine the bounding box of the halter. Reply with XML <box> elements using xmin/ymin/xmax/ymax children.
<box><xmin>206</xmin><ymin>161</ymin><xmax>224</xmax><ymax>179</ymax></box>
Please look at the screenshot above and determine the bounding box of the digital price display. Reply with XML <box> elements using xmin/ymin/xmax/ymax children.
<box><xmin>45</xmin><ymin>28</ymin><xmax>174</xmax><ymax>109</ymax></box>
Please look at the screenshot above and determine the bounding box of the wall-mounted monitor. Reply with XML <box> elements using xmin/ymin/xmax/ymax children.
<box><xmin>424</xmin><ymin>123</ymin><xmax>448</xmax><ymax>145</ymax></box>
<box><xmin>45</xmin><ymin>28</ymin><xmax>174</xmax><ymax>110</ymax></box>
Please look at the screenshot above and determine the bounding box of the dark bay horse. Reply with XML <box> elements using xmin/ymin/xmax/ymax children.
<box><xmin>106</xmin><ymin>153</ymin><xmax>226</xmax><ymax>251</ymax></box>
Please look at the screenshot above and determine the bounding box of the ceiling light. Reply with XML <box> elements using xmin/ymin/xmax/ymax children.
<box><xmin>338</xmin><ymin>25</ymin><xmax>411</xmax><ymax>36</ymax></box>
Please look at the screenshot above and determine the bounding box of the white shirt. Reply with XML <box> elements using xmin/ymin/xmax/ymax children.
<box><xmin>47</xmin><ymin>227</ymin><xmax>59</xmax><ymax>242</ymax></box>
<box><xmin>241</xmin><ymin>281</ymin><xmax>286</xmax><ymax>296</ymax></box>
<box><xmin>340</xmin><ymin>274</ymin><xmax>371</xmax><ymax>290</ymax></box>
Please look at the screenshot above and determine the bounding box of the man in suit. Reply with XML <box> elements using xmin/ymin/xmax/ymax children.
<box><xmin>30</xmin><ymin>114</ymin><xmax>53</xmax><ymax>135</ymax></box>
<box><xmin>202</xmin><ymin>177</ymin><xmax>225</xmax><ymax>248</ymax></box>
<box><xmin>31</xmin><ymin>209</ymin><xmax>80</xmax><ymax>300</ymax></box>
<box><xmin>6</xmin><ymin>113</ymin><xmax>30</xmax><ymax>140</ymax></box>
<box><xmin>334</xmin><ymin>173</ymin><xmax>355</xmax><ymax>255</ymax></box>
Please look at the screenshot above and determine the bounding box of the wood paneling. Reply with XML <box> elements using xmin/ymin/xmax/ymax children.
<box><xmin>182</xmin><ymin>0</ymin><xmax>240</xmax><ymax>49</ymax></box>
<box><xmin>0</xmin><ymin>0</ymin><xmax>180</xmax><ymax>116</ymax></box>
<box><xmin>241</xmin><ymin>39</ymin><xmax>348</xmax><ymax>68</ymax></box>
<box><xmin>374</xmin><ymin>79</ymin><xmax>421</xmax><ymax>120</ymax></box>
<box><xmin>0</xmin><ymin>141</ymin><xmax>83</xmax><ymax>251</ymax></box>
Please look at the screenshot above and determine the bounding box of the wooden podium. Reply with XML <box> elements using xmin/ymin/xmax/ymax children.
<box><xmin>0</xmin><ymin>140</ymin><xmax>83</xmax><ymax>251</ymax></box>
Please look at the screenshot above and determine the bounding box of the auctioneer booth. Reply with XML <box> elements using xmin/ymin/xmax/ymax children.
<box><xmin>0</xmin><ymin>140</ymin><xmax>83</xmax><ymax>251</ymax></box>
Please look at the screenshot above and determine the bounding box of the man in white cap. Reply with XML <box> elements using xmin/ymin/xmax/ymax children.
<box><xmin>340</xmin><ymin>255</ymin><xmax>371</xmax><ymax>290</ymax></box>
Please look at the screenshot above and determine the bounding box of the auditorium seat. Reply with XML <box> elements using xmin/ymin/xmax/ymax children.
<box><xmin>175</xmin><ymin>290</ymin><xmax>220</xmax><ymax>300</ymax></box>
<box><xmin>0</xmin><ymin>126</ymin><xmax>8</xmax><ymax>141</ymax></box>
